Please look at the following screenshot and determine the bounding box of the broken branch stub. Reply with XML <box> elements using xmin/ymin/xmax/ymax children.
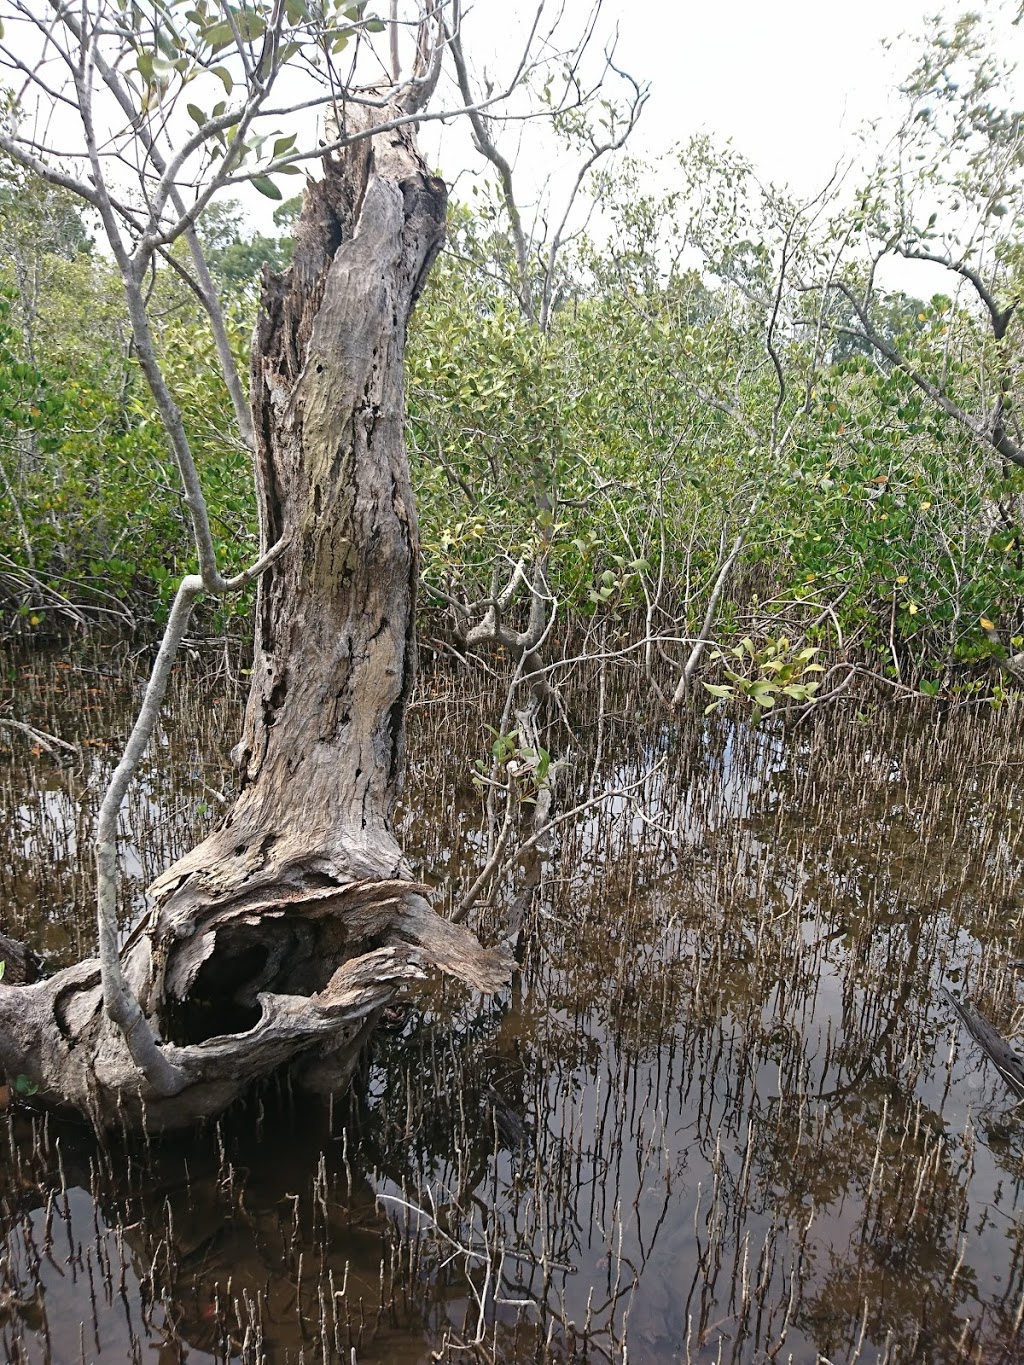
<box><xmin>0</xmin><ymin>101</ymin><xmax>510</xmax><ymax>1131</ymax></box>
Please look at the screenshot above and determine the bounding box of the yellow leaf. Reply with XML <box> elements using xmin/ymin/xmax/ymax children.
<box><xmin>980</xmin><ymin>617</ymin><xmax>995</xmax><ymax>630</ymax></box>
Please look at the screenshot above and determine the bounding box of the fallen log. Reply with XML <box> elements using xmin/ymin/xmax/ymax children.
<box><xmin>943</xmin><ymin>986</ymin><xmax>1024</xmax><ymax>1100</ymax></box>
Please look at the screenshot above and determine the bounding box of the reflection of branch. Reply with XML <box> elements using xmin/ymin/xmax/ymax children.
<box><xmin>378</xmin><ymin>1188</ymin><xmax>515</xmax><ymax>1354</ymax></box>
<box><xmin>453</xmin><ymin>755</ymin><xmax>665</xmax><ymax>927</ymax></box>
<box><xmin>509</xmin><ymin>759</ymin><xmax>665</xmax><ymax>865</ymax></box>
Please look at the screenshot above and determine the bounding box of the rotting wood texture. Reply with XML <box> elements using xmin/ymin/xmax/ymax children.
<box><xmin>0</xmin><ymin>100</ymin><xmax>510</xmax><ymax>1131</ymax></box>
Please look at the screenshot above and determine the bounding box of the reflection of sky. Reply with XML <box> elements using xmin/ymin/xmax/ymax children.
<box><xmin>1</xmin><ymin>662</ymin><xmax>228</xmax><ymax>958</ymax></box>
<box><xmin>7</xmin><ymin>1187</ymin><xmax>192</xmax><ymax>1365</ymax></box>
<box><xmin>4</xmin><ymin>655</ymin><xmax>1024</xmax><ymax>1361</ymax></box>
<box><xmin>454</xmin><ymin>709</ymin><xmax>1024</xmax><ymax>1357</ymax></box>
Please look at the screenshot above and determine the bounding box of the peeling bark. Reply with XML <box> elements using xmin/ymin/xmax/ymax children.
<box><xmin>0</xmin><ymin>101</ymin><xmax>510</xmax><ymax>1131</ymax></box>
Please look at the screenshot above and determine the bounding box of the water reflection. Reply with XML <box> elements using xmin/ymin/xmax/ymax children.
<box><xmin>2</xmin><ymin>646</ymin><xmax>1024</xmax><ymax>1362</ymax></box>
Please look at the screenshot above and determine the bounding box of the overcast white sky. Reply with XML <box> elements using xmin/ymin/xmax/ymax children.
<box><xmin>591</xmin><ymin>0</ymin><xmax>943</xmax><ymax>193</ymax></box>
<box><xmin>5</xmin><ymin>0</ymin><xmax>1022</xmax><ymax>273</ymax></box>
<box><xmin>404</xmin><ymin>0</ymin><xmax>1024</xmax><ymax>299</ymax></box>
<box><xmin>422</xmin><ymin>0</ymin><xmax>1023</xmax><ymax>203</ymax></box>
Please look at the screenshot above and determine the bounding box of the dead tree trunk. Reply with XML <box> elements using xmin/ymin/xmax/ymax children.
<box><xmin>0</xmin><ymin>103</ymin><xmax>509</xmax><ymax>1131</ymax></box>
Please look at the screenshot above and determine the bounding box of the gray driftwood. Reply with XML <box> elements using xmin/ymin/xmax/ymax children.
<box><xmin>0</xmin><ymin>102</ymin><xmax>509</xmax><ymax>1131</ymax></box>
<box><xmin>944</xmin><ymin>986</ymin><xmax>1024</xmax><ymax>1100</ymax></box>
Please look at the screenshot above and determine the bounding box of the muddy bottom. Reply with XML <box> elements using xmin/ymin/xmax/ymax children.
<box><xmin>2</xmin><ymin>643</ymin><xmax>1024</xmax><ymax>1363</ymax></box>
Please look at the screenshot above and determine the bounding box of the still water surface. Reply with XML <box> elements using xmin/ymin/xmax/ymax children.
<box><xmin>1</xmin><ymin>645</ymin><xmax>1024</xmax><ymax>1363</ymax></box>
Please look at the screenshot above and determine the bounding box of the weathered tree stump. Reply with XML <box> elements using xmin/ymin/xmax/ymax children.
<box><xmin>0</xmin><ymin>101</ymin><xmax>509</xmax><ymax>1131</ymax></box>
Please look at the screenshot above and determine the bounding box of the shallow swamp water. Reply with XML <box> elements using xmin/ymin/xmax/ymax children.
<box><xmin>2</xmin><ymin>642</ymin><xmax>1024</xmax><ymax>1364</ymax></box>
